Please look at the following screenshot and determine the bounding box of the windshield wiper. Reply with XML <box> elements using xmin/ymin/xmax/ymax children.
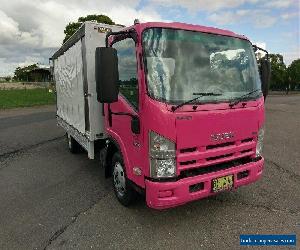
<box><xmin>171</xmin><ymin>92</ymin><xmax>222</xmax><ymax>112</ymax></box>
<box><xmin>229</xmin><ymin>89</ymin><xmax>262</xmax><ymax>108</ymax></box>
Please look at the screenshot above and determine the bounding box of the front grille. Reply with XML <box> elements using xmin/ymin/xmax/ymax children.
<box><xmin>241</xmin><ymin>149</ymin><xmax>252</xmax><ymax>154</ymax></box>
<box><xmin>206</xmin><ymin>141</ymin><xmax>235</xmax><ymax>150</ymax></box>
<box><xmin>178</xmin><ymin>136</ymin><xmax>256</xmax><ymax>169</ymax></box>
<box><xmin>180</xmin><ymin>156</ymin><xmax>253</xmax><ymax>179</ymax></box>
<box><xmin>206</xmin><ymin>153</ymin><xmax>234</xmax><ymax>161</ymax></box>
<box><xmin>179</xmin><ymin>160</ymin><xmax>196</xmax><ymax>165</ymax></box>
<box><xmin>241</xmin><ymin>138</ymin><xmax>254</xmax><ymax>143</ymax></box>
<box><xmin>180</xmin><ymin>147</ymin><xmax>197</xmax><ymax>153</ymax></box>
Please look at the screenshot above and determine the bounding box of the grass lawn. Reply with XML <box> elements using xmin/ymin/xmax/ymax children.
<box><xmin>0</xmin><ymin>88</ymin><xmax>56</xmax><ymax>109</ymax></box>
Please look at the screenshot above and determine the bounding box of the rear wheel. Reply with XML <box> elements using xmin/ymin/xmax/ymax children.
<box><xmin>67</xmin><ymin>133</ymin><xmax>81</xmax><ymax>154</ymax></box>
<box><xmin>112</xmin><ymin>152</ymin><xmax>136</xmax><ymax>206</ymax></box>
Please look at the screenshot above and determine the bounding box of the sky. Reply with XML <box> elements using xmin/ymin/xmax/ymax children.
<box><xmin>0</xmin><ymin>0</ymin><xmax>299</xmax><ymax>76</ymax></box>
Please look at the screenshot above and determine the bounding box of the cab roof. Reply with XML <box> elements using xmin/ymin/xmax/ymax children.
<box><xmin>126</xmin><ymin>22</ymin><xmax>249</xmax><ymax>41</ymax></box>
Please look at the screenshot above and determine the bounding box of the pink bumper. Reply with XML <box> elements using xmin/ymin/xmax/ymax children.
<box><xmin>145</xmin><ymin>158</ymin><xmax>264</xmax><ymax>209</ymax></box>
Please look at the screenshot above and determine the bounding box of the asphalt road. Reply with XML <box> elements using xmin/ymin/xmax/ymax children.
<box><xmin>0</xmin><ymin>97</ymin><xmax>299</xmax><ymax>250</ymax></box>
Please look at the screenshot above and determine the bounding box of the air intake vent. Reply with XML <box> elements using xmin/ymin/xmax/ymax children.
<box><xmin>206</xmin><ymin>153</ymin><xmax>233</xmax><ymax>161</ymax></box>
<box><xmin>180</xmin><ymin>160</ymin><xmax>197</xmax><ymax>166</ymax></box>
<box><xmin>206</xmin><ymin>141</ymin><xmax>235</xmax><ymax>150</ymax></box>
<box><xmin>241</xmin><ymin>149</ymin><xmax>252</xmax><ymax>154</ymax></box>
<box><xmin>241</xmin><ymin>138</ymin><xmax>253</xmax><ymax>143</ymax></box>
<box><xmin>180</xmin><ymin>147</ymin><xmax>197</xmax><ymax>153</ymax></box>
<box><xmin>180</xmin><ymin>156</ymin><xmax>253</xmax><ymax>178</ymax></box>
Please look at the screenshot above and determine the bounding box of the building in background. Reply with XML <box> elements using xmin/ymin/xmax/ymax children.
<box><xmin>27</xmin><ymin>66</ymin><xmax>51</xmax><ymax>82</ymax></box>
<box><xmin>14</xmin><ymin>64</ymin><xmax>52</xmax><ymax>82</ymax></box>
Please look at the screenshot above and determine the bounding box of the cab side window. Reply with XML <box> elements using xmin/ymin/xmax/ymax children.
<box><xmin>113</xmin><ymin>39</ymin><xmax>138</xmax><ymax>109</ymax></box>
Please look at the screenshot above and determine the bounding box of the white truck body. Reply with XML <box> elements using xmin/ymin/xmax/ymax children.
<box><xmin>52</xmin><ymin>21</ymin><xmax>124</xmax><ymax>158</ymax></box>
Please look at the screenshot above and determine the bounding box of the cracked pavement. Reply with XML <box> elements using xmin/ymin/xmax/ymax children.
<box><xmin>0</xmin><ymin>96</ymin><xmax>299</xmax><ymax>250</ymax></box>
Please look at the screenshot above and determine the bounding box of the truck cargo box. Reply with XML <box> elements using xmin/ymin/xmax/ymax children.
<box><xmin>52</xmin><ymin>21</ymin><xmax>124</xmax><ymax>158</ymax></box>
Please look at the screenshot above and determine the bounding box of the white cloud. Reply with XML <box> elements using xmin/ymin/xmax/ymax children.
<box><xmin>208</xmin><ymin>9</ymin><xmax>277</xmax><ymax>28</ymax></box>
<box><xmin>149</xmin><ymin>0</ymin><xmax>260</xmax><ymax>12</ymax></box>
<box><xmin>282</xmin><ymin>50</ymin><xmax>300</xmax><ymax>65</ymax></box>
<box><xmin>253</xmin><ymin>14</ymin><xmax>277</xmax><ymax>28</ymax></box>
<box><xmin>0</xmin><ymin>0</ymin><xmax>298</xmax><ymax>76</ymax></box>
<box><xmin>264</xmin><ymin>0</ymin><xmax>295</xmax><ymax>9</ymax></box>
<box><xmin>1</xmin><ymin>0</ymin><xmax>161</xmax><ymax>48</ymax></box>
<box><xmin>108</xmin><ymin>6</ymin><xmax>164</xmax><ymax>25</ymax></box>
<box><xmin>0</xmin><ymin>0</ymin><xmax>164</xmax><ymax>76</ymax></box>
<box><xmin>281</xmin><ymin>12</ymin><xmax>299</xmax><ymax>20</ymax></box>
<box><xmin>0</xmin><ymin>59</ymin><xmax>16</xmax><ymax>76</ymax></box>
<box><xmin>0</xmin><ymin>10</ymin><xmax>40</xmax><ymax>46</ymax></box>
<box><xmin>253</xmin><ymin>42</ymin><xmax>266</xmax><ymax>50</ymax></box>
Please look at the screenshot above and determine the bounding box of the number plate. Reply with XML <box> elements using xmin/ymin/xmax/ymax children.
<box><xmin>212</xmin><ymin>175</ymin><xmax>234</xmax><ymax>193</ymax></box>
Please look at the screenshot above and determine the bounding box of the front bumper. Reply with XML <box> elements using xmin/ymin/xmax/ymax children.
<box><xmin>145</xmin><ymin>158</ymin><xmax>264</xmax><ymax>209</ymax></box>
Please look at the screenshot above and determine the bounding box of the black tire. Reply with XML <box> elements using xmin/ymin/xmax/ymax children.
<box><xmin>67</xmin><ymin>133</ymin><xmax>81</xmax><ymax>154</ymax></box>
<box><xmin>112</xmin><ymin>152</ymin><xmax>136</xmax><ymax>206</ymax></box>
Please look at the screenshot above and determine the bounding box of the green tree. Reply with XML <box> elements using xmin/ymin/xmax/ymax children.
<box><xmin>286</xmin><ymin>59</ymin><xmax>300</xmax><ymax>90</ymax></box>
<box><xmin>4</xmin><ymin>76</ymin><xmax>11</xmax><ymax>82</ymax></box>
<box><xmin>268</xmin><ymin>54</ymin><xmax>287</xmax><ymax>90</ymax></box>
<box><xmin>211</xmin><ymin>53</ymin><xmax>228</xmax><ymax>69</ymax></box>
<box><xmin>63</xmin><ymin>14</ymin><xmax>115</xmax><ymax>43</ymax></box>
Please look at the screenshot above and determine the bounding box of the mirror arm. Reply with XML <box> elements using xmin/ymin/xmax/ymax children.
<box><xmin>107</xmin><ymin>104</ymin><xmax>137</xmax><ymax>127</ymax></box>
<box><xmin>105</xmin><ymin>29</ymin><xmax>138</xmax><ymax>47</ymax></box>
<box><xmin>252</xmin><ymin>44</ymin><xmax>269</xmax><ymax>60</ymax></box>
<box><xmin>108</xmin><ymin>104</ymin><xmax>112</xmax><ymax>126</ymax></box>
<box><xmin>111</xmin><ymin>111</ymin><xmax>136</xmax><ymax>118</ymax></box>
<box><xmin>105</xmin><ymin>32</ymin><xmax>111</xmax><ymax>47</ymax></box>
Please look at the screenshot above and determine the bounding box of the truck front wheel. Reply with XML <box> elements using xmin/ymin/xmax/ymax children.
<box><xmin>112</xmin><ymin>152</ymin><xmax>136</xmax><ymax>206</ymax></box>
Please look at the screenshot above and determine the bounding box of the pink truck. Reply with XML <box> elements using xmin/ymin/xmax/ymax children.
<box><xmin>52</xmin><ymin>21</ymin><xmax>270</xmax><ymax>209</ymax></box>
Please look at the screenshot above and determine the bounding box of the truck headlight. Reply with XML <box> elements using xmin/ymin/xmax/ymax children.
<box><xmin>256</xmin><ymin>126</ymin><xmax>264</xmax><ymax>157</ymax></box>
<box><xmin>149</xmin><ymin>131</ymin><xmax>176</xmax><ymax>178</ymax></box>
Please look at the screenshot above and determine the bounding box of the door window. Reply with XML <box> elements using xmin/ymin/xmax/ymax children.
<box><xmin>113</xmin><ymin>39</ymin><xmax>138</xmax><ymax>109</ymax></box>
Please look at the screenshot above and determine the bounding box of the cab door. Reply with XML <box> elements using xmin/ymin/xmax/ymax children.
<box><xmin>106</xmin><ymin>37</ymin><xmax>144</xmax><ymax>187</ymax></box>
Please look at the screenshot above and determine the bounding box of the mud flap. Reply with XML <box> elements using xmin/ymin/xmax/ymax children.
<box><xmin>99</xmin><ymin>147</ymin><xmax>108</xmax><ymax>173</ymax></box>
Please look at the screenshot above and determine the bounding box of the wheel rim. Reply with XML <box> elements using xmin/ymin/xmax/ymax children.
<box><xmin>113</xmin><ymin>162</ymin><xmax>126</xmax><ymax>196</ymax></box>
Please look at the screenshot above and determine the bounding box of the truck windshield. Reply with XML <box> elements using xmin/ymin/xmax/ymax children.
<box><xmin>142</xmin><ymin>28</ymin><xmax>262</xmax><ymax>104</ymax></box>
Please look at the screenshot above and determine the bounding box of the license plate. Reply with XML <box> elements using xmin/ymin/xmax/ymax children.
<box><xmin>212</xmin><ymin>175</ymin><xmax>233</xmax><ymax>193</ymax></box>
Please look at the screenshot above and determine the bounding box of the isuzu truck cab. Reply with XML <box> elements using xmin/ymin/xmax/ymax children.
<box><xmin>52</xmin><ymin>21</ymin><xmax>270</xmax><ymax>209</ymax></box>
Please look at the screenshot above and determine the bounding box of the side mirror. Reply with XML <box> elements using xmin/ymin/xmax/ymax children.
<box><xmin>260</xmin><ymin>59</ymin><xmax>271</xmax><ymax>100</ymax></box>
<box><xmin>131</xmin><ymin>115</ymin><xmax>140</xmax><ymax>134</ymax></box>
<box><xmin>95</xmin><ymin>47</ymin><xmax>119</xmax><ymax>103</ymax></box>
